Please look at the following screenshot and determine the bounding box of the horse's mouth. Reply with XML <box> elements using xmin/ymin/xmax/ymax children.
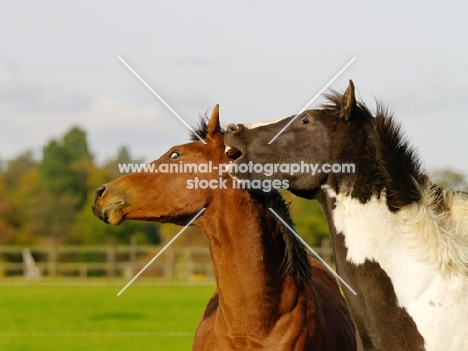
<box><xmin>92</xmin><ymin>201</ymin><xmax>125</xmax><ymax>225</ymax></box>
<box><xmin>225</xmin><ymin>146</ymin><xmax>243</xmax><ymax>160</ymax></box>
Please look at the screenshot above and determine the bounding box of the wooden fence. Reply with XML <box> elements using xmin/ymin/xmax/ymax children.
<box><xmin>0</xmin><ymin>240</ymin><xmax>333</xmax><ymax>280</ymax></box>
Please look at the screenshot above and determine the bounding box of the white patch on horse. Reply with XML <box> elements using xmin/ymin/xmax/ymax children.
<box><xmin>243</xmin><ymin>116</ymin><xmax>290</xmax><ymax>129</ymax></box>
<box><xmin>323</xmin><ymin>185</ymin><xmax>468</xmax><ymax>351</ymax></box>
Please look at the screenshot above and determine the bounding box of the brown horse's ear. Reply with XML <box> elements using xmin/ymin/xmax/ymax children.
<box><xmin>207</xmin><ymin>104</ymin><xmax>223</xmax><ymax>145</ymax></box>
<box><xmin>341</xmin><ymin>80</ymin><xmax>355</xmax><ymax>120</ymax></box>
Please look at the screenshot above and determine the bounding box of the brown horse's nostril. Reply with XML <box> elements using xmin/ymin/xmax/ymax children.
<box><xmin>95</xmin><ymin>185</ymin><xmax>106</xmax><ymax>202</ymax></box>
<box><xmin>227</xmin><ymin>123</ymin><xmax>241</xmax><ymax>134</ymax></box>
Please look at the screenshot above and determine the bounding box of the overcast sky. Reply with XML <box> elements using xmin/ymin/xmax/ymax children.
<box><xmin>0</xmin><ymin>0</ymin><xmax>467</xmax><ymax>177</ymax></box>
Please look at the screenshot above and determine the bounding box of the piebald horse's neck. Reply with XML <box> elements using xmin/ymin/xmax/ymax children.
<box><xmin>316</xmin><ymin>184</ymin><xmax>423</xmax><ymax>285</ymax></box>
<box><xmin>315</xmin><ymin>185</ymin><xmax>430</xmax><ymax>350</ymax></box>
<box><xmin>198</xmin><ymin>190</ymin><xmax>301</xmax><ymax>337</ymax></box>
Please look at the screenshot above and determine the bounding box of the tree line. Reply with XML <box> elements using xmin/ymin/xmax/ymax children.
<box><xmin>0</xmin><ymin>126</ymin><xmax>160</xmax><ymax>246</ymax></box>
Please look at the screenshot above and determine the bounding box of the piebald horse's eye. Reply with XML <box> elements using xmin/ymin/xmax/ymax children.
<box><xmin>300</xmin><ymin>116</ymin><xmax>309</xmax><ymax>124</ymax></box>
<box><xmin>168</xmin><ymin>151</ymin><xmax>180</xmax><ymax>160</ymax></box>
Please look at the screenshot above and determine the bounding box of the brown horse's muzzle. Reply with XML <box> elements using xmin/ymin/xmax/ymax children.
<box><xmin>92</xmin><ymin>184</ymin><xmax>126</xmax><ymax>225</ymax></box>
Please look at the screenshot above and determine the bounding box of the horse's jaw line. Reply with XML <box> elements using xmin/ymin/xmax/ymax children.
<box><xmin>324</xmin><ymin>185</ymin><xmax>468</xmax><ymax>351</ymax></box>
<box><xmin>228</xmin><ymin>171</ymin><xmax>243</xmax><ymax>182</ymax></box>
<box><xmin>228</xmin><ymin>160</ymin><xmax>251</xmax><ymax>182</ymax></box>
<box><xmin>135</xmin><ymin>216</ymin><xmax>169</xmax><ymax>223</ymax></box>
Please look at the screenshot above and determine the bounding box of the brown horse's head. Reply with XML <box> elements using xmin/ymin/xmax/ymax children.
<box><xmin>92</xmin><ymin>105</ymin><xmax>232</xmax><ymax>226</ymax></box>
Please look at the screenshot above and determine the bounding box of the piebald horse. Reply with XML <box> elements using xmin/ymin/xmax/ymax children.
<box><xmin>224</xmin><ymin>81</ymin><xmax>468</xmax><ymax>351</ymax></box>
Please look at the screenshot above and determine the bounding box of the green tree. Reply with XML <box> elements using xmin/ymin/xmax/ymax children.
<box><xmin>6</xmin><ymin>169</ymin><xmax>43</xmax><ymax>244</ymax></box>
<box><xmin>1</xmin><ymin>152</ymin><xmax>41</xmax><ymax>244</ymax></box>
<box><xmin>281</xmin><ymin>191</ymin><xmax>329</xmax><ymax>246</ymax></box>
<box><xmin>0</xmin><ymin>173</ymin><xmax>16</xmax><ymax>244</ymax></box>
<box><xmin>4</xmin><ymin>150</ymin><xmax>36</xmax><ymax>190</ymax></box>
<box><xmin>30</xmin><ymin>191</ymin><xmax>77</xmax><ymax>245</ymax></box>
<box><xmin>1</xmin><ymin>130</ymin><xmax>163</xmax><ymax>245</ymax></box>
<box><xmin>40</xmin><ymin>140</ymin><xmax>71</xmax><ymax>194</ymax></box>
<box><xmin>40</xmin><ymin>126</ymin><xmax>92</xmax><ymax>209</ymax></box>
<box><xmin>63</xmin><ymin>126</ymin><xmax>90</xmax><ymax>162</ymax></box>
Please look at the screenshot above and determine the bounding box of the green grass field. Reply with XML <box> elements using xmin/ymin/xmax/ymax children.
<box><xmin>0</xmin><ymin>280</ymin><xmax>216</xmax><ymax>351</ymax></box>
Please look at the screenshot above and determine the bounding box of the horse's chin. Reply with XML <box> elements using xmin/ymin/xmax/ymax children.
<box><xmin>93</xmin><ymin>202</ymin><xmax>125</xmax><ymax>226</ymax></box>
<box><xmin>107</xmin><ymin>216</ymin><xmax>125</xmax><ymax>226</ymax></box>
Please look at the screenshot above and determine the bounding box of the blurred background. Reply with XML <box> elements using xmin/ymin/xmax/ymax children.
<box><xmin>0</xmin><ymin>1</ymin><xmax>466</xmax><ymax>350</ymax></box>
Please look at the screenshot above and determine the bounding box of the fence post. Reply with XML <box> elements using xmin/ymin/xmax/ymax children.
<box><xmin>106</xmin><ymin>247</ymin><xmax>116</xmax><ymax>277</ymax></box>
<box><xmin>130</xmin><ymin>236</ymin><xmax>137</xmax><ymax>265</ymax></box>
<box><xmin>48</xmin><ymin>246</ymin><xmax>57</xmax><ymax>277</ymax></box>
<box><xmin>22</xmin><ymin>248</ymin><xmax>41</xmax><ymax>279</ymax></box>
<box><xmin>185</xmin><ymin>248</ymin><xmax>194</xmax><ymax>278</ymax></box>
<box><xmin>164</xmin><ymin>248</ymin><xmax>174</xmax><ymax>279</ymax></box>
<box><xmin>79</xmin><ymin>264</ymin><xmax>87</xmax><ymax>278</ymax></box>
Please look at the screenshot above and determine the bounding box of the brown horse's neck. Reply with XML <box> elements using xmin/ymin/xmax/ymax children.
<box><xmin>198</xmin><ymin>189</ymin><xmax>303</xmax><ymax>338</ymax></box>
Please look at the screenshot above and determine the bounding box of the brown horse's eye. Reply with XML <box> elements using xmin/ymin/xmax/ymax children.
<box><xmin>300</xmin><ymin>116</ymin><xmax>309</xmax><ymax>124</ymax></box>
<box><xmin>168</xmin><ymin>151</ymin><xmax>180</xmax><ymax>160</ymax></box>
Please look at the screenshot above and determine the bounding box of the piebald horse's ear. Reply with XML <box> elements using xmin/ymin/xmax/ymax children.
<box><xmin>207</xmin><ymin>104</ymin><xmax>223</xmax><ymax>145</ymax></box>
<box><xmin>341</xmin><ymin>80</ymin><xmax>356</xmax><ymax>120</ymax></box>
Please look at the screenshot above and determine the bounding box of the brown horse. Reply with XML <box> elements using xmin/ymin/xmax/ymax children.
<box><xmin>92</xmin><ymin>106</ymin><xmax>356</xmax><ymax>351</ymax></box>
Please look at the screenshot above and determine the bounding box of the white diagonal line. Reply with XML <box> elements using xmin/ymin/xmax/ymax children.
<box><xmin>117</xmin><ymin>208</ymin><xmax>206</xmax><ymax>296</ymax></box>
<box><xmin>268</xmin><ymin>208</ymin><xmax>357</xmax><ymax>295</ymax></box>
<box><xmin>268</xmin><ymin>57</ymin><xmax>356</xmax><ymax>144</ymax></box>
<box><xmin>118</xmin><ymin>56</ymin><xmax>207</xmax><ymax>144</ymax></box>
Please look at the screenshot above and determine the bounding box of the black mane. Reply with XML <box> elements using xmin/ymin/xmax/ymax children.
<box><xmin>250</xmin><ymin>190</ymin><xmax>312</xmax><ymax>286</ymax></box>
<box><xmin>323</xmin><ymin>90</ymin><xmax>428</xmax><ymax>211</ymax></box>
<box><xmin>190</xmin><ymin>116</ymin><xmax>312</xmax><ymax>285</ymax></box>
<box><xmin>190</xmin><ymin>114</ymin><xmax>222</xmax><ymax>141</ymax></box>
<box><xmin>374</xmin><ymin>110</ymin><xmax>427</xmax><ymax>209</ymax></box>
